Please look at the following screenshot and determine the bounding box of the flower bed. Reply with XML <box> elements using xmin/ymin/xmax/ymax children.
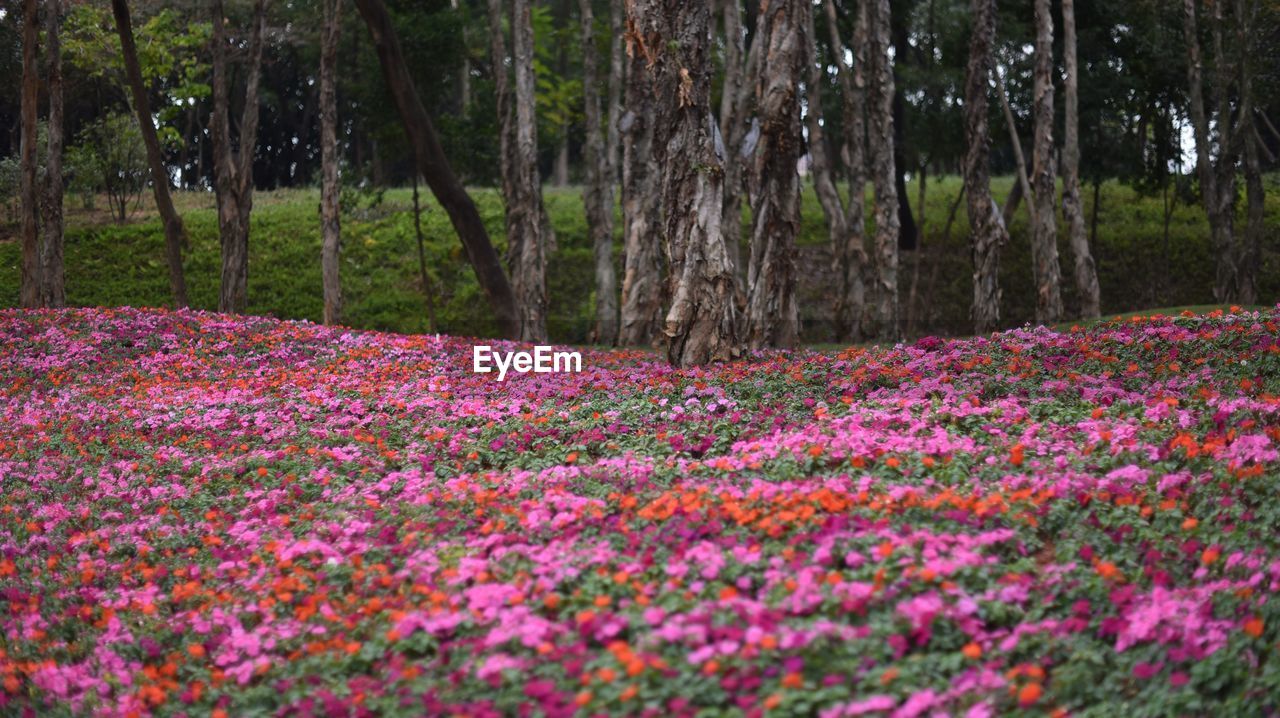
<box><xmin>1</xmin><ymin>306</ymin><xmax>1278</xmax><ymax>716</ymax></box>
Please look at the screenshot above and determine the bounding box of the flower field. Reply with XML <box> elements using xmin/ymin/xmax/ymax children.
<box><xmin>2</xmin><ymin>306</ymin><xmax>1279</xmax><ymax>717</ymax></box>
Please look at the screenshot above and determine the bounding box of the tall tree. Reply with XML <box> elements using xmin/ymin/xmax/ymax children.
<box><xmin>487</xmin><ymin>0</ymin><xmax>515</xmax><ymax>204</ymax></box>
<box><xmin>964</xmin><ymin>0</ymin><xmax>1009</xmax><ymax>333</ymax></box>
<box><xmin>618</xmin><ymin>13</ymin><xmax>664</xmax><ymax>347</ymax></box>
<box><xmin>508</xmin><ymin>0</ymin><xmax>550</xmax><ymax>342</ymax></box>
<box><xmin>19</xmin><ymin>0</ymin><xmax>40</xmax><ymax>309</ymax></box>
<box><xmin>1236</xmin><ymin>0</ymin><xmax>1263</xmax><ymax>305</ymax></box>
<box><xmin>823</xmin><ymin>0</ymin><xmax>868</xmax><ymax>342</ymax></box>
<box><xmin>210</xmin><ymin>0</ymin><xmax>267</xmax><ymax>314</ymax></box>
<box><xmin>718</xmin><ymin>0</ymin><xmax>751</xmax><ymax>278</ymax></box>
<box><xmin>1030</xmin><ymin>0</ymin><xmax>1063</xmax><ymax>323</ymax></box>
<box><xmin>745</xmin><ymin>0</ymin><xmax>803</xmax><ymax>349</ymax></box>
<box><xmin>1181</xmin><ymin>0</ymin><xmax>1239</xmax><ymax>303</ymax></box>
<box><xmin>320</xmin><ymin>0</ymin><xmax>343</xmax><ymax>325</ymax></box>
<box><xmin>111</xmin><ymin>0</ymin><xmax>189</xmax><ymax>308</ymax></box>
<box><xmin>41</xmin><ymin>0</ymin><xmax>65</xmax><ymax>308</ymax></box>
<box><xmin>630</xmin><ymin>0</ymin><xmax>739</xmax><ymax>367</ymax></box>
<box><xmin>1060</xmin><ymin>0</ymin><xmax>1100</xmax><ymax>319</ymax></box>
<box><xmin>867</xmin><ymin>0</ymin><xmax>900</xmax><ymax>340</ymax></box>
<box><xmin>580</xmin><ymin>0</ymin><xmax>618</xmax><ymax>345</ymax></box>
<box><xmin>355</xmin><ymin>0</ymin><xmax>519</xmax><ymax>338</ymax></box>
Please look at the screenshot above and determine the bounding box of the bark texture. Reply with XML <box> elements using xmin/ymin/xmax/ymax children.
<box><xmin>1235</xmin><ymin>0</ymin><xmax>1261</xmax><ymax>305</ymax></box>
<box><xmin>866</xmin><ymin>0</ymin><xmax>900</xmax><ymax>341</ymax></box>
<box><xmin>629</xmin><ymin>0</ymin><xmax>739</xmax><ymax>367</ymax></box>
<box><xmin>355</xmin><ymin>0</ymin><xmax>520</xmax><ymax>338</ymax></box>
<box><xmin>822</xmin><ymin>0</ymin><xmax>868</xmax><ymax>342</ymax></box>
<box><xmin>745</xmin><ymin>0</ymin><xmax>803</xmax><ymax>349</ymax></box>
<box><xmin>618</xmin><ymin>27</ymin><xmax>664</xmax><ymax>347</ymax></box>
<box><xmin>40</xmin><ymin>0</ymin><xmax>65</xmax><ymax>308</ymax></box>
<box><xmin>581</xmin><ymin>0</ymin><xmax>618</xmax><ymax>345</ymax></box>
<box><xmin>113</xmin><ymin>0</ymin><xmax>188</xmax><ymax>309</ymax></box>
<box><xmin>719</xmin><ymin>0</ymin><xmax>758</xmax><ymax>282</ymax></box>
<box><xmin>1060</xmin><ymin>0</ymin><xmax>1099</xmax><ymax>319</ymax></box>
<box><xmin>19</xmin><ymin>0</ymin><xmax>40</xmax><ymax>309</ymax></box>
<box><xmin>963</xmin><ymin>0</ymin><xmax>1009</xmax><ymax>334</ymax></box>
<box><xmin>320</xmin><ymin>0</ymin><xmax>343</xmax><ymax>325</ymax></box>
<box><xmin>1030</xmin><ymin>0</ymin><xmax>1063</xmax><ymax>324</ymax></box>
<box><xmin>210</xmin><ymin>0</ymin><xmax>267</xmax><ymax>315</ymax></box>
<box><xmin>508</xmin><ymin>0</ymin><xmax>549</xmax><ymax>343</ymax></box>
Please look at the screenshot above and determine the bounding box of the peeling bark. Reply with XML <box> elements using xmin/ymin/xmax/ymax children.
<box><xmin>745</xmin><ymin>0</ymin><xmax>803</xmax><ymax>349</ymax></box>
<box><xmin>963</xmin><ymin>0</ymin><xmax>1008</xmax><ymax>334</ymax></box>
<box><xmin>1060</xmin><ymin>0</ymin><xmax>1099</xmax><ymax>319</ymax></box>
<box><xmin>581</xmin><ymin>0</ymin><xmax>619</xmax><ymax>345</ymax></box>
<box><xmin>719</xmin><ymin>0</ymin><xmax>756</xmax><ymax>282</ymax></box>
<box><xmin>1236</xmin><ymin>0</ymin><xmax>1262</xmax><ymax>305</ymax></box>
<box><xmin>210</xmin><ymin>0</ymin><xmax>267</xmax><ymax>315</ymax></box>
<box><xmin>629</xmin><ymin>0</ymin><xmax>740</xmax><ymax>367</ymax></box>
<box><xmin>821</xmin><ymin>0</ymin><xmax>867</xmax><ymax>342</ymax></box>
<box><xmin>508</xmin><ymin>0</ymin><xmax>550</xmax><ymax>343</ymax></box>
<box><xmin>320</xmin><ymin>0</ymin><xmax>343</xmax><ymax>325</ymax></box>
<box><xmin>618</xmin><ymin>20</ymin><xmax>664</xmax><ymax>347</ymax></box>
<box><xmin>1030</xmin><ymin>0</ymin><xmax>1063</xmax><ymax>324</ymax></box>
<box><xmin>41</xmin><ymin>0</ymin><xmax>65</xmax><ymax>308</ymax></box>
<box><xmin>866</xmin><ymin>0</ymin><xmax>900</xmax><ymax>340</ymax></box>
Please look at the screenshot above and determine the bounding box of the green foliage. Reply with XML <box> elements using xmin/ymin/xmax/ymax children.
<box><xmin>65</xmin><ymin>113</ymin><xmax>150</xmax><ymax>224</ymax></box>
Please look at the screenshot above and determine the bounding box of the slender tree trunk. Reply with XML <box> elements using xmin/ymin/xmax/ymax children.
<box><xmin>995</xmin><ymin>68</ymin><xmax>1035</xmax><ymax>227</ymax></box>
<box><xmin>822</xmin><ymin>0</ymin><xmax>867</xmax><ymax>342</ymax></box>
<box><xmin>40</xmin><ymin>0</ymin><xmax>65</xmax><ymax>308</ymax></box>
<box><xmin>508</xmin><ymin>0</ymin><xmax>550</xmax><ymax>342</ymax></box>
<box><xmin>412</xmin><ymin>174</ymin><xmax>437</xmax><ymax>332</ymax></box>
<box><xmin>867</xmin><ymin>0</ymin><xmax>900</xmax><ymax>340</ymax></box>
<box><xmin>1001</xmin><ymin>173</ymin><xmax>1023</xmax><ymax>226</ymax></box>
<box><xmin>113</xmin><ymin>0</ymin><xmax>190</xmax><ymax>308</ymax></box>
<box><xmin>210</xmin><ymin>0</ymin><xmax>267</xmax><ymax>314</ymax></box>
<box><xmin>1030</xmin><ymin>0</ymin><xmax>1063</xmax><ymax>324</ymax></box>
<box><xmin>606</xmin><ymin>0</ymin><xmax>624</xmax><ymax>185</ymax></box>
<box><xmin>618</xmin><ymin>32</ymin><xmax>664</xmax><ymax>347</ymax></box>
<box><xmin>1182</xmin><ymin>0</ymin><xmax>1238</xmax><ymax>303</ymax></box>
<box><xmin>630</xmin><ymin>0</ymin><xmax>739</xmax><ymax>366</ymax></box>
<box><xmin>356</xmin><ymin>0</ymin><xmax>519</xmax><ymax>337</ymax></box>
<box><xmin>19</xmin><ymin>0</ymin><xmax>41</xmax><ymax>309</ymax></box>
<box><xmin>487</xmin><ymin>0</ymin><xmax>515</xmax><ymax>202</ymax></box>
<box><xmin>451</xmin><ymin>0</ymin><xmax>471</xmax><ymax>113</ymax></box>
<box><xmin>905</xmin><ymin>164</ymin><xmax>926</xmax><ymax>335</ymax></box>
<box><xmin>1236</xmin><ymin>0</ymin><xmax>1261</xmax><ymax>305</ymax></box>
<box><xmin>320</xmin><ymin>0</ymin><xmax>343</xmax><ymax>325</ymax></box>
<box><xmin>964</xmin><ymin>0</ymin><xmax>1009</xmax><ymax>334</ymax></box>
<box><xmin>579</xmin><ymin>0</ymin><xmax>618</xmax><ymax>345</ymax></box>
<box><xmin>1060</xmin><ymin>0</ymin><xmax>1099</xmax><ymax>319</ymax></box>
<box><xmin>744</xmin><ymin>0</ymin><xmax>803</xmax><ymax>349</ymax></box>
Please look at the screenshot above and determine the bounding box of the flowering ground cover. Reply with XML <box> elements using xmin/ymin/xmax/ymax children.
<box><xmin>2</xmin><ymin>306</ymin><xmax>1279</xmax><ymax>717</ymax></box>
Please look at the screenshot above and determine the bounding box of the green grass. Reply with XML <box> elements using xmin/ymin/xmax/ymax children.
<box><xmin>1</xmin><ymin>175</ymin><xmax>1276</xmax><ymax>342</ymax></box>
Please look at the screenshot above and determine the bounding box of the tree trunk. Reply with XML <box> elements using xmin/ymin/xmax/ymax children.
<box><xmin>508</xmin><ymin>0</ymin><xmax>550</xmax><ymax>342</ymax></box>
<box><xmin>1181</xmin><ymin>0</ymin><xmax>1237</xmax><ymax>303</ymax></box>
<box><xmin>618</xmin><ymin>33</ymin><xmax>664</xmax><ymax>347</ymax></box>
<box><xmin>995</xmin><ymin>68</ymin><xmax>1035</xmax><ymax>227</ymax></box>
<box><xmin>412</xmin><ymin>174</ymin><xmax>437</xmax><ymax>332</ymax></box>
<box><xmin>451</xmin><ymin>0</ymin><xmax>471</xmax><ymax>113</ymax></box>
<box><xmin>487</xmin><ymin>0</ymin><xmax>515</xmax><ymax>202</ymax></box>
<box><xmin>745</xmin><ymin>0</ymin><xmax>803</xmax><ymax>349</ymax></box>
<box><xmin>40</xmin><ymin>0</ymin><xmax>65</xmax><ymax>308</ymax></box>
<box><xmin>210</xmin><ymin>0</ymin><xmax>267</xmax><ymax>315</ymax></box>
<box><xmin>1060</xmin><ymin>0</ymin><xmax>1099</xmax><ymax>319</ymax></box>
<box><xmin>19</xmin><ymin>0</ymin><xmax>41</xmax><ymax>309</ymax></box>
<box><xmin>580</xmin><ymin>0</ymin><xmax>618</xmax><ymax>345</ymax></box>
<box><xmin>719</xmin><ymin>0</ymin><xmax>756</xmax><ymax>283</ymax></box>
<box><xmin>356</xmin><ymin>0</ymin><xmax>519</xmax><ymax>338</ymax></box>
<box><xmin>605</xmin><ymin>0</ymin><xmax>624</xmax><ymax>185</ymax></box>
<box><xmin>630</xmin><ymin>0</ymin><xmax>739</xmax><ymax>367</ymax></box>
<box><xmin>822</xmin><ymin>0</ymin><xmax>867</xmax><ymax>343</ymax></box>
<box><xmin>1030</xmin><ymin>0</ymin><xmax>1063</xmax><ymax>324</ymax></box>
<box><xmin>1236</xmin><ymin>0</ymin><xmax>1262</xmax><ymax>305</ymax></box>
<box><xmin>867</xmin><ymin>0</ymin><xmax>900</xmax><ymax>341</ymax></box>
<box><xmin>320</xmin><ymin>0</ymin><xmax>343</xmax><ymax>325</ymax></box>
<box><xmin>114</xmin><ymin>0</ymin><xmax>188</xmax><ymax>309</ymax></box>
<box><xmin>964</xmin><ymin>0</ymin><xmax>1009</xmax><ymax>334</ymax></box>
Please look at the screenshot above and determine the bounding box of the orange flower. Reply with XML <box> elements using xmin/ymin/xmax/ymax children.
<box><xmin>1244</xmin><ymin>617</ymin><xmax>1265</xmax><ymax>638</ymax></box>
<box><xmin>566</xmin><ymin>452</ymin><xmax>579</xmax><ymax>464</ymax></box>
<box><xmin>781</xmin><ymin>672</ymin><xmax>803</xmax><ymax>689</ymax></box>
<box><xmin>620</xmin><ymin>684</ymin><xmax>638</xmax><ymax>701</ymax></box>
<box><xmin>574</xmin><ymin>690</ymin><xmax>592</xmax><ymax>706</ymax></box>
<box><xmin>1009</xmin><ymin>443</ymin><xmax>1025</xmax><ymax>466</ymax></box>
<box><xmin>962</xmin><ymin>642</ymin><xmax>982</xmax><ymax>659</ymax></box>
<box><xmin>702</xmin><ymin>660</ymin><xmax>720</xmax><ymax>675</ymax></box>
<box><xmin>1201</xmin><ymin>548</ymin><xmax>1220</xmax><ymax>565</ymax></box>
<box><xmin>880</xmin><ymin>667</ymin><xmax>899</xmax><ymax>685</ymax></box>
<box><xmin>1181</xmin><ymin>517</ymin><xmax>1198</xmax><ymax>531</ymax></box>
<box><xmin>1018</xmin><ymin>682</ymin><xmax>1043</xmax><ymax>706</ymax></box>
<box><xmin>763</xmin><ymin>693</ymin><xmax>783</xmax><ymax>710</ymax></box>
<box><xmin>1095</xmin><ymin>562</ymin><xmax>1121</xmax><ymax>581</ymax></box>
